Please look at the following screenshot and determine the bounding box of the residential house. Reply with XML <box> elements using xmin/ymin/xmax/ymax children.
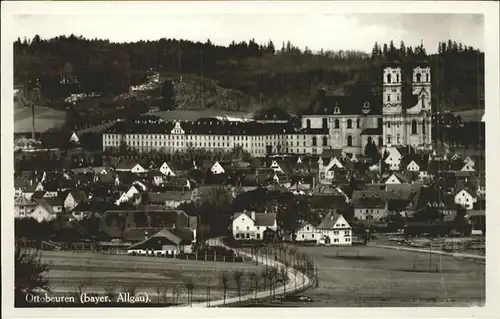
<box><xmin>294</xmin><ymin>222</ymin><xmax>320</xmax><ymax>242</ymax></box>
<box><xmin>127</xmin><ymin>228</ymin><xmax>194</xmax><ymax>256</ymax></box>
<box><xmin>63</xmin><ymin>190</ymin><xmax>88</xmax><ymax>212</ymax></box>
<box><xmin>14</xmin><ymin>197</ymin><xmax>37</xmax><ymax>219</ymax></box>
<box><xmin>20</xmin><ymin>181</ymin><xmax>45</xmax><ymax>200</ymax></box>
<box><xmin>159</xmin><ymin>162</ymin><xmax>178</xmax><ymax>176</ymax></box>
<box><xmin>384</xmin><ymin>172</ymin><xmax>410</xmax><ymax>185</ymax></box>
<box><xmin>34</xmin><ymin>197</ymin><xmax>64</xmax><ymax>214</ymax></box>
<box><xmin>23</xmin><ymin>201</ymin><xmax>58</xmax><ymax>222</ymax></box>
<box><xmin>353</xmin><ymin>195</ymin><xmax>386</xmax><ymax>221</ymax></box>
<box><xmin>116</xmin><ymin>160</ymin><xmax>147</xmax><ymax>174</ymax></box>
<box><xmin>232</xmin><ymin>210</ymin><xmax>278</xmax><ymax>241</ymax></box>
<box><xmin>210</xmin><ymin>161</ymin><xmax>226</xmax><ymax>175</ymax></box>
<box><xmin>146</xmin><ymin>191</ymin><xmax>193</xmax><ymax>209</ymax></box>
<box><xmin>454</xmin><ymin>187</ymin><xmax>477</xmax><ymax>210</ymax></box>
<box><xmin>316</xmin><ymin>213</ymin><xmax>352</xmax><ymax>246</ymax></box>
<box><xmin>69</xmin><ymin>132</ymin><xmax>80</xmax><ymax>144</ymax></box>
<box><xmin>382</xmin><ymin>147</ymin><xmax>403</xmax><ymax>171</ymax></box>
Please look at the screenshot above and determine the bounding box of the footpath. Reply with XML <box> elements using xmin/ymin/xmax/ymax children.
<box><xmin>188</xmin><ymin>239</ymin><xmax>311</xmax><ymax>308</ymax></box>
<box><xmin>371</xmin><ymin>243</ymin><xmax>485</xmax><ymax>260</ymax></box>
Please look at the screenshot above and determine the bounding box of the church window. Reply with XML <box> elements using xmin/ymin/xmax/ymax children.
<box><xmin>334</xmin><ymin>107</ymin><xmax>341</xmax><ymax>114</ymax></box>
<box><xmin>322</xmin><ymin>118</ymin><xmax>327</xmax><ymax>129</ymax></box>
<box><xmin>347</xmin><ymin>135</ymin><xmax>353</xmax><ymax>147</ymax></box>
<box><xmin>306</xmin><ymin>119</ymin><xmax>311</xmax><ymax>129</ymax></box>
<box><xmin>312</xmin><ymin>137</ymin><xmax>317</xmax><ymax>146</ymax></box>
<box><xmin>322</xmin><ymin>136</ymin><xmax>328</xmax><ymax>146</ymax></box>
<box><xmin>396</xmin><ymin>74</ymin><xmax>400</xmax><ymax>83</ymax></box>
<box><xmin>335</xmin><ymin>119</ymin><xmax>340</xmax><ymax>129</ymax></box>
<box><xmin>387</xmin><ymin>122</ymin><xmax>391</xmax><ymax>128</ymax></box>
<box><xmin>426</xmin><ymin>73</ymin><xmax>429</xmax><ymax>82</ymax></box>
<box><xmin>387</xmin><ymin>135</ymin><xmax>392</xmax><ymax>144</ymax></box>
<box><xmin>357</xmin><ymin>119</ymin><xmax>360</xmax><ymax>128</ymax></box>
<box><xmin>378</xmin><ymin>136</ymin><xmax>383</xmax><ymax>146</ymax></box>
<box><xmin>412</xmin><ymin>120</ymin><xmax>418</xmax><ymax>134</ymax></box>
<box><xmin>422</xmin><ymin>122</ymin><xmax>426</xmax><ymax>134</ymax></box>
<box><xmin>387</xmin><ymin>73</ymin><xmax>392</xmax><ymax>83</ymax></box>
<box><xmin>397</xmin><ymin>95</ymin><xmax>400</xmax><ymax>101</ymax></box>
<box><xmin>387</xmin><ymin>94</ymin><xmax>391</xmax><ymax>102</ymax></box>
<box><xmin>347</xmin><ymin>119</ymin><xmax>352</xmax><ymax>129</ymax></box>
<box><xmin>416</xmin><ymin>73</ymin><xmax>422</xmax><ymax>83</ymax></box>
<box><xmin>397</xmin><ymin>134</ymin><xmax>400</xmax><ymax>144</ymax></box>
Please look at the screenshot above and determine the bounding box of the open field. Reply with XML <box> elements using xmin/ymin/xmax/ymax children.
<box><xmin>40</xmin><ymin>251</ymin><xmax>265</xmax><ymax>304</ymax></box>
<box><xmin>14</xmin><ymin>102</ymin><xmax>66</xmax><ymax>133</ymax></box>
<box><xmin>283</xmin><ymin>245</ymin><xmax>485</xmax><ymax>307</ymax></box>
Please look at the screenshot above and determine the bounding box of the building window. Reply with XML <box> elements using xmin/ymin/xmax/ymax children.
<box><xmin>347</xmin><ymin>135</ymin><xmax>353</xmax><ymax>147</ymax></box>
<box><xmin>302</xmin><ymin>234</ymin><xmax>305</xmax><ymax>239</ymax></box>
<box><xmin>312</xmin><ymin>137</ymin><xmax>317</xmax><ymax>146</ymax></box>
<box><xmin>347</xmin><ymin>119</ymin><xmax>352</xmax><ymax>129</ymax></box>
<box><xmin>306</xmin><ymin>119</ymin><xmax>311</xmax><ymax>128</ymax></box>
<box><xmin>236</xmin><ymin>226</ymin><xmax>239</xmax><ymax>230</ymax></box>
<box><xmin>378</xmin><ymin>136</ymin><xmax>383</xmax><ymax>146</ymax></box>
<box><xmin>422</xmin><ymin>122</ymin><xmax>426</xmax><ymax>134</ymax></box>
<box><xmin>246</xmin><ymin>226</ymin><xmax>249</xmax><ymax>230</ymax></box>
<box><xmin>416</xmin><ymin>73</ymin><xmax>422</xmax><ymax>83</ymax></box>
<box><xmin>426</xmin><ymin>73</ymin><xmax>430</xmax><ymax>82</ymax></box>
<box><xmin>396</xmin><ymin>74</ymin><xmax>400</xmax><ymax>83</ymax></box>
<box><xmin>322</xmin><ymin>136</ymin><xmax>328</xmax><ymax>146</ymax></box>
<box><xmin>312</xmin><ymin>234</ymin><xmax>315</xmax><ymax>238</ymax></box>
<box><xmin>387</xmin><ymin>73</ymin><xmax>391</xmax><ymax>83</ymax></box>
<box><xmin>387</xmin><ymin>122</ymin><xmax>391</xmax><ymax>128</ymax></box>
<box><xmin>335</xmin><ymin>119</ymin><xmax>339</xmax><ymax>129</ymax></box>
<box><xmin>387</xmin><ymin>94</ymin><xmax>391</xmax><ymax>102</ymax></box>
<box><xmin>397</xmin><ymin>134</ymin><xmax>400</xmax><ymax>144</ymax></box>
<box><xmin>357</xmin><ymin>119</ymin><xmax>360</xmax><ymax>128</ymax></box>
<box><xmin>387</xmin><ymin>135</ymin><xmax>392</xmax><ymax>144</ymax></box>
<box><xmin>322</xmin><ymin>118</ymin><xmax>327</xmax><ymax>129</ymax></box>
<box><xmin>345</xmin><ymin>230</ymin><xmax>350</xmax><ymax>235</ymax></box>
<box><xmin>412</xmin><ymin>120</ymin><xmax>418</xmax><ymax>134</ymax></box>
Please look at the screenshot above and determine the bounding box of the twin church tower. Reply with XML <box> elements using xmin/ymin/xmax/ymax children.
<box><xmin>382</xmin><ymin>60</ymin><xmax>432</xmax><ymax>148</ymax></box>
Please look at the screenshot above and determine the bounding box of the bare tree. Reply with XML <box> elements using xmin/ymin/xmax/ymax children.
<box><xmin>172</xmin><ymin>286</ymin><xmax>180</xmax><ymax>305</ymax></box>
<box><xmin>288</xmin><ymin>247</ymin><xmax>297</xmax><ymax>267</ymax></box>
<box><xmin>280</xmin><ymin>266</ymin><xmax>288</xmax><ymax>299</ymax></box>
<box><xmin>251</xmin><ymin>272</ymin><xmax>261</xmax><ymax>301</ymax></box>
<box><xmin>260</xmin><ymin>267</ymin><xmax>269</xmax><ymax>294</ymax></box>
<box><xmin>155</xmin><ymin>285</ymin><xmax>162</xmax><ymax>304</ymax></box>
<box><xmin>233</xmin><ymin>269</ymin><xmax>245</xmax><ymax>301</ymax></box>
<box><xmin>270</xmin><ymin>267</ymin><xmax>279</xmax><ymax>298</ymax></box>
<box><xmin>184</xmin><ymin>278</ymin><xmax>195</xmax><ymax>306</ymax></box>
<box><xmin>160</xmin><ymin>284</ymin><xmax>168</xmax><ymax>304</ymax></box>
<box><xmin>206</xmin><ymin>284</ymin><xmax>211</xmax><ymax>306</ymax></box>
<box><xmin>281</xmin><ymin>245</ymin><xmax>288</xmax><ymax>264</ymax></box>
<box><xmin>219</xmin><ymin>271</ymin><xmax>230</xmax><ymax>305</ymax></box>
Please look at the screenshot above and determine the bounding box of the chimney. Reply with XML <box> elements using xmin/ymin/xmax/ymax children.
<box><xmin>251</xmin><ymin>211</ymin><xmax>256</xmax><ymax>220</ymax></box>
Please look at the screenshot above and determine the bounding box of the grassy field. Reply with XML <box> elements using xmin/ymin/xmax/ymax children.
<box><xmin>282</xmin><ymin>245</ymin><xmax>485</xmax><ymax>307</ymax></box>
<box><xmin>41</xmin><ymin>251</ymin><xmax>265</xmax><ymax>304</ymax></box>
<box><xmin>14</xmin><ymin>102</ymin><xmax>66</xmax><ymax>133</ymax></box>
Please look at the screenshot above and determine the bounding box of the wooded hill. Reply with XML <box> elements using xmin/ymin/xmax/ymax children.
<box><xmin>14</xmin><ymin>35</ymin><xmax>484</xmax><ymax>114</ymax></box>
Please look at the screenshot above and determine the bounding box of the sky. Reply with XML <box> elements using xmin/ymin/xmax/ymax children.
<box><xmin>13</xmin><ymin>13</ymin><xmax>484</xmax><ymax>53</ymax></box>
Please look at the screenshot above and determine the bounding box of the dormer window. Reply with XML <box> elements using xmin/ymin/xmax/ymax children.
<box><xmin>334</xmin><ymin>107</ymin><xmax>341</xmax><ymax>114</ymax></box>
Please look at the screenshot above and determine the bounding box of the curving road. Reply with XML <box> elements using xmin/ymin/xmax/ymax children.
<box><xmin>187</xmin><ymin>238</ymin><xmax>311</xmax><ymax>308</ymax></box>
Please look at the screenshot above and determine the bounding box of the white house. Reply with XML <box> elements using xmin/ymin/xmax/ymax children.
<box><xmin>269</xmin><ymin>160</ymin><xmax>284</xmax><ymax>174</ymax></box>
<box><xmin>23</xmin><ymin>202</ymin><xmax>57</xmax><ymax>222</ymax></box>
<box><xmin>232</xmin><ymin>211</ymin><xmax>278</xmax><ymax>241</ymax></box>
<box><xmin>384</xmin><ymin>173</ymin><xmax>409</xmax><ymax>185</ymax></box>
<box><xmin>63</xmin><ymin>190</ymin><xmax>87</xmax><ymax>212</ymax></box>
<box><xmin>460</xmin><ymin>163</ymin><xmax>475</xmax><ymax>172</ymax></box>
<box><xmin>316</xmin><ymin>213</ymin><xmax>352</xmax><ymax>246</ymax></box>
<box><xmin>210</xmin><ymin>161</ymin><xmax>225</xmax><ymax>175</ymax></box>
<box><xmin>383</xmin><ymin>147</ymin><xmax>403</xmax><ymax>171</ymax></box>
<box><xmin>69</xmin><ymin>132</ymin><xmax>80</xmax><ymax>144</ymax></box>
<box><xmin>464</xmin><ymin>156</ymin><xmax>475</xmax><ymax>167</ymax></box>
<box><xmin>454</xmin><ymin>188</ymin><xmax>477</xmax><ymax>210</ymax></box>
<box><xmin>406</xmin><ymin>160</ymin><xmax>420</xmax><ymax>172</ymax></box>
<box><xmin>295</xmin><ymin>222</ymin><xmax>320</xmax><ymax>242</ymax></box>
<box><xmin>159</xmin><ymin>162</ymin><xmax>176</xmax><ymax>176</ymax></box>
<box><xmin>116</xmin><ymin>161</ymin><xmax>147</xmax><ymax>173</ymax></box>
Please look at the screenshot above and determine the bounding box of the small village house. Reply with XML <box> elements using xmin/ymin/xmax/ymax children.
<box><xmin>127</xmin><ymin>228</ymin><xmax>194</xmax><ymax>256</ymax></box>
<box><xmin>316</xmin><ymin>213</ymin><xmax>352</xmax><ymax>246</ymax></box>
<box><xmin>231</xmin><ymin>210</ymin><xmax>278</xmax><ymax>241</ymax></box>
<box><xmin>454</xmin><ymin>187</ymin><xmax>477</xmax><ymax>210</ymax></box>
<box><xmin>294</xmin><ymin>222</ymin><xmax>320</xmax><ymax>242</ymax></box>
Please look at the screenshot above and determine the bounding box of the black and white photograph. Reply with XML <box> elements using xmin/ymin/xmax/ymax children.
<box><xmin>1</xmin><ymin>1</ymin><xmax>499</xmax><ymax>318</ymax></box>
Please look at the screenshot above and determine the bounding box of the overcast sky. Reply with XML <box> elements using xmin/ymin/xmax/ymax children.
<box><xmin>13</xmin><ymin>13</ymin><xmax>484</xmax><ymax>53</ymax></box>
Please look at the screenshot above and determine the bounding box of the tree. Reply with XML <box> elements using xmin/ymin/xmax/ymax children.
<box><xmin>364</xmin><ymin>139</ymin><xmax>379</xmax><ymax>162</ymax></box>
<box><xmin>161</xmin><ymin>79</ymin><xmax>175</xmax><ymax>111</ymax></box>
<box><xmin>233</xmin><ymin>269</ymin><xmax>245</xmax><ymax>301</ymax></box>
<box><xmin>249</xmin><ymin>272</ymin><xmax>261</xmax><ymax>301</ymax></box>
<box><xmin>219</xmin><ymin>271</ymin><xmax>230</xmax><ymax>305</ymax></box>
<box><xmin>280</xmin><ymin>266</ymin><xmax>288</xmax><ymax>299</ymax></box>
<box><xmin>267</xmin><ymin>40</ymin><xmax>276</xmax><ymax>55</ymax></box>
<box><xmin>15</xmin><ymin>247</ymin><xmax>51</xmax><ymax>306</ymax></box>
<box><xmin>455</xmin><ymin>205</ymin><xmax>467</xmax><ymax>222</ymax></box>
<box><xmin>184</xmin><ymin>278</ymin><xmax>195</xmax><ymax>306</ymax></box>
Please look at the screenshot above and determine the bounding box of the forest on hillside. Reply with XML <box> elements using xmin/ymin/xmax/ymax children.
<box><xmin>14</xmin><ymin>35</ymin><xmax>484</xmax><ymax>114</ymax></box>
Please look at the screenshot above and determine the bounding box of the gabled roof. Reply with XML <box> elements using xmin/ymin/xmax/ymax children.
<box><xmin>254</xmin><ymin>212</ymin><xmax>277</xmax><ymax>226</ymax></box>
<box><xmin>304</xmin><ymin>90</ymin><xmax>382</xmax><ymax>116</ymax></box>
<box><xmin>385</xmin><ymin>172</ymin><xmax>410</xmax><ymax>184</ymax></box>
<box><xmin>317</xmin><ymin>213</ymin><xmax>349</xmax><ymax>229</ymax></box>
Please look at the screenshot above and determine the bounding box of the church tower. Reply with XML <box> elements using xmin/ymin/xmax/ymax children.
<box><xmin>382</xmin><ymin>62</ymin><xmax>406</xmax><ymax>146</ymax></box>
<box><xmin>406</xmin><ymin>60</ymin><xmax>432</xmax><ymax>148</ymax></box>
